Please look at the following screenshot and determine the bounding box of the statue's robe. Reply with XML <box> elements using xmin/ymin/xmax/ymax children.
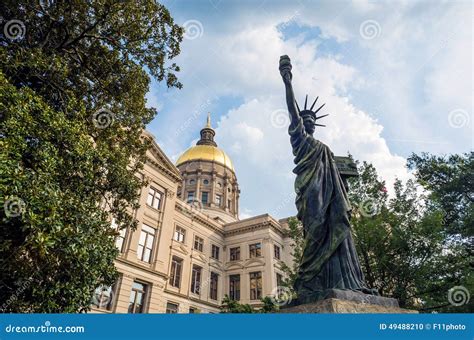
<box><xmin>289</xmin><ymin>115</ymin><xmax>367</xmax><ymax>296</ymax></box>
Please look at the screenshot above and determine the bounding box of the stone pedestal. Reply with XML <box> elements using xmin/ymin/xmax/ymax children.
<box><xmin>280</xmin><ymin>289</ymin><xmax>418</xmax><ymax>314</ymax></box>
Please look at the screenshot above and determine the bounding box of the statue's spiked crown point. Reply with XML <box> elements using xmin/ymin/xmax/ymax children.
<box><xmin>296</xmin><ymin>95</ymin><xmax>329</xmax><ymax>127</ymax></box>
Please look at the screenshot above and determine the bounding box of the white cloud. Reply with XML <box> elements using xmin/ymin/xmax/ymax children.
<box><xmin>147</xmin><ymin>0</ymin><xmax>471</xmax><ymax>219</ymax></box>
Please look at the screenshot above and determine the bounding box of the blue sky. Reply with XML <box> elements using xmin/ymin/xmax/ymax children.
<box><xmin>146</xmin><ymin>0</ymin><xmax>472</xmax><ymax>219</ymax></box>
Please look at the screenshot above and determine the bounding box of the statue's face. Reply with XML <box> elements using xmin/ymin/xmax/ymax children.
<box><xmin>303</xmin><ymin>116</ymin><xmax>315</xmax><ymax>135</ymax></box>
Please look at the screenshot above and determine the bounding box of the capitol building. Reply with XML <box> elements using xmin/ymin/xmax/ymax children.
<box><xmin>92</xmin><ymin>115</ymin><xmax>294</xmax><ymax>314</ymax></box>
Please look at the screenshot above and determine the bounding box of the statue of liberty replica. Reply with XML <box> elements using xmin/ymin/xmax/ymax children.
<box><xmin>279</xmin><ymin>55</ymin><xmax>380</xmax><ymax>306</ymax></box>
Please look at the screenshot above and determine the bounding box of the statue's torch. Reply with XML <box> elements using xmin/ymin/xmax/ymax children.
<box><xmin>279</xmin><ymin>55</ymin><xmax>292</xmax><ymax>82</ymax></box>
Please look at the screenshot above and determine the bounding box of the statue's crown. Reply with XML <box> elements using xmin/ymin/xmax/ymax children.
<box><xmin>296</xmin><ymin>95</ymin><xmax>329</xmax><ymax>127</ymax></box>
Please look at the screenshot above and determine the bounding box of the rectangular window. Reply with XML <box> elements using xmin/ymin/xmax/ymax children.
<box><xmin>215</xmin><ymin>194</ymin><xmax>222</xmax><ymax>206</ymax></box>
<box><xmin>191</xmin><ymin>265</ymin><xmax>202</xmax><ymax>294</ymax></box>
<box><xmin>210</xmin><ymin>272</ymin><xmax>219</xmax><ymax>300</ymax></box>
<box><xmin>249</xmin><ymin>272</ymin><xmax>262</xmax><ymax>300</ymax></box>
<box><xmin>169</xmin><ymin>257</ymin><xmax>183</xmax><ymax>288</ymax></box>
<box><xmin>194</xmin><ymin>236</ymin><xmax>204</xmax><ymax>252</ymax></box>
<box><xmin>128</xmin><ymin>281</ymin><xmax>147</xmax><ymax>313</ymax></box>
<box><xmin>211</xmin><ymin>244</ymin><xmax>220</xmax><ymax>260</ymax></box>
<box><xmin>146</xmin><ymin>187</ymin><xmax>163</xmax><ymax>210</ymax></box>
<box><xmin>276</xmin><ymin>273</ymin><xmax>283</xmax><ymax>298</ymax></box>
<box><xmin>189</xmin><ymin>307</ymin><xmax>197</xmax><ymax>313</ymax></box>
<box><xmin>173</xmin><ymin>226</ymin><xmax>186</xmax><ymax>243</ymax></box>
<box><xmin>229</xmin><ymin>247</ymin><xmax>240</xmax><ymax>261</ymax></box>
<box><xmin>229</xmin><ymin>274</ymin><xmax>240</xmax><ymax>301</ymax></box>
<box><xmin>201</xmin><ymin>191</ymin><xmax>209</xmax><ymax>204</ymax></box>
<box><xmin>274</xmin><ymin>245</ymin><xmax>281</xmax><ymax>260</ymax></box>
<box><xmin>227</xmin><ymin>199</ymin><xmax>231</xmax><ymax>209</ymax></box>
<box><xmin>187</xmin><ymin>191</ymin><xmax>195</xmax><ymax>203</ymax></box>
<box><xmin>249</xmin><ymin>243</ymin><xmax>262</xmax><ymax>258</ymax></box>
<box><xmin>166</xmin><ymin>302</ymin><xmax>179</xmax><ymax>314</ymax></box>
<box><xmin>137</xmin><ymin>224</ymin><xmax>155</xmax><ymax>263</ymax></box>
<box><xmin>111</xmin><ymin>218</ymin><xmax>126</xmax><ymax>253</ymax></box>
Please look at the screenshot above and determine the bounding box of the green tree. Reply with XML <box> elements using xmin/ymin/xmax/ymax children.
<box><xmin>407</xmin><ymin>152</ymin><xmax>473</xmax><ymax>312</ymax></box>
<box><xmin>349</xmin><ymin>160</ymin><xmax>472</xmax><ymax>312</ymax></box>
<box><xmin>220</xmin><ymin>295</ymin><xmax>255</xmax><ymax>313</ymax></box>
<box><xmin>219</xmin><ymin>295</ymin><xmax>279</xmax><ymax>313</ymax></box>
<box><xmin>279</xmin><ymin>216</ymin><xmax>303</xmax><ymax>290</ymax></box>
<box><xmin>0</xmin><ymin>1</ymin><xmax>182</xmax><ymax>312</ymax></box>
<box><xmin>407</xmin><ymin>152</ymin><xmax>473</xmax><ymax>242</ymax></box>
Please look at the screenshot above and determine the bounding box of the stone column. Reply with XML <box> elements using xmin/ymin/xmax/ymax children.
<box><xmin>210</xmin><ymin>171</ymin><xmax>216</xmax><ymax>208</ymax></box>
<box><xmin>180</xmin><ymin>174</ymin><xmax>186</xmax><ymax>199</ymax></box>
<box><xmin>195</xmin><ymin>168</ymin><xmax>201</xmax><ymax>203</ymax></box>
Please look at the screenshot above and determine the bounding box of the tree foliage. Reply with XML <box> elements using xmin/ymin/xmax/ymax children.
<box><xmin>348</xmin><ymin>158</ymin><xmax>472</xmax><ymax>312</ymax></box>
<box><xmin>279</xmin><ymin>216</ymin><xmax>303</xmax><ymax>290</ymax></box>
<box><xmin>0</xmin><ymin>0</ymin><xmax>182</xmax><ymax>312</ymax></box>
<box><xmin>220</xmin><ymin>295</ymin><xmax>278</xmax><ymax>313</ymax></box>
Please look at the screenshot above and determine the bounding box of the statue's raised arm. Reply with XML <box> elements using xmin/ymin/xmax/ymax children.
<box><xmin>279</xmin><ymin>55</ymin><xmax>300</xmax><ymax>129</ymax></box>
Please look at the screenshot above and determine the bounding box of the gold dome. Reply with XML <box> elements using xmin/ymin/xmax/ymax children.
<box><xmin>176</xmin><ymin>145</ymin><xmax>235</xmax><ymax>172</ymax></box>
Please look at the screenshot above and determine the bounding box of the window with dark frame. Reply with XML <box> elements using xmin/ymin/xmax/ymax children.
<box><xmin>111</xmin><ymin>218</ymin><xmax>126</xmax><ymax>253</ymax></box>
<box><xmin>191</xmin><ymin>265</ymin><xmax>202</xmax><ymax>294</ymax></box>
<box><xmin>173</xmin><ymin>226</ymin><xmax>186</xmax><ymax>243</ymax></box>
<box><xmin>201</xmin><ymin>191</ymin><xmax>209</xmax><ymax>204</ymax></box>
<box><xmin>169</xmin><ymin>256</ymin><xmax>183</xmax><ymax>288</ymax></box>
<box><xmin>211</xmin><ymin>244</ymin><xmax>220</xmax><ymax>260</ymax></box>
<box><xmin>166</xmin><ymin>302</ymin><xmax>179</xmax><ymax>314</ymax></box>
<box><xmin>146</xmin><ymin>187</ymin><xmax>163</xmax><ymax>210</ymax></box>
<box><xmin>274</xmin><ymin>244</ymin><xmax>281</xmax><ymax>260</ymax></box>
<box><xmin>249</xmin><ymin>243</ymin><xmax>262</xmax><ymax>258</ymax></box>
<box><xmin>194</xmin><ymin>235</ymin><xmax>204</xmax><ymax>252</ymax></box>
<box><xmin>229</xmin><ymin>247</ymin><xmax>240</xmax><ymax>261</ymax></box>
<box><xmin>187</xmin><ymin>191</ymin><xmax>195</xmax><ymax>203</ymax></box>
<box><xmin>229</xmin><ymin>274</ymin><xmax>240</xmax><ymax>301</ymax></box>
<box><xmin>189</xmin><ymin>307</ymin><xmax>197</xmax><ymax>313</ymax></box>
<box><xmin>137</xmin><ymin>224</ymin><xmax>156</xmax><ymax>263</ymax></box>
<box><xmin>128</xmin><ymin>281</ymin><xmax>147</xmax><ymax>313</ymax></box>
<box><xmin>210</xmin><ymin>272</ymin><xmax>219</xmax><ymax>300</ymax></box>
<box><xmin>249</xmin><ymin>272</ymin><xmax>262</xmax><ymax>300</ymax></box>
<box><xmin>276</xmin><ymin>273</ymin><xmax>283</xmax><ymax>298</ymax></box>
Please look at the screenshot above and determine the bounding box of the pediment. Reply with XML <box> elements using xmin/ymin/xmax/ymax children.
<box><xmin>191</xmin><ymin>252</ymin><xmax>207</xmax><ymax>263</ymax></box>
<box><xmin>225</xmin><ymin>262</ymin><xmax>244</xmax><ymax>270</ymax></box>
<box><xmin>171</xmin><ymin>243</ymin><xmax>189</xmax><ymax>256</ymax></box>
<box><xmin>143</xmin><ymin>131</ymin><xmax>182</xmax><ymax>183</ymax></box>
<box><xmin>209</xmin><ymin>260</ymin><xmax>224</xmax><ymax>271</ymax></box>
<box><xmin>244</xmin><ymin>258</ymin><xmax>265</xmax><ymax>267</ymax></box>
